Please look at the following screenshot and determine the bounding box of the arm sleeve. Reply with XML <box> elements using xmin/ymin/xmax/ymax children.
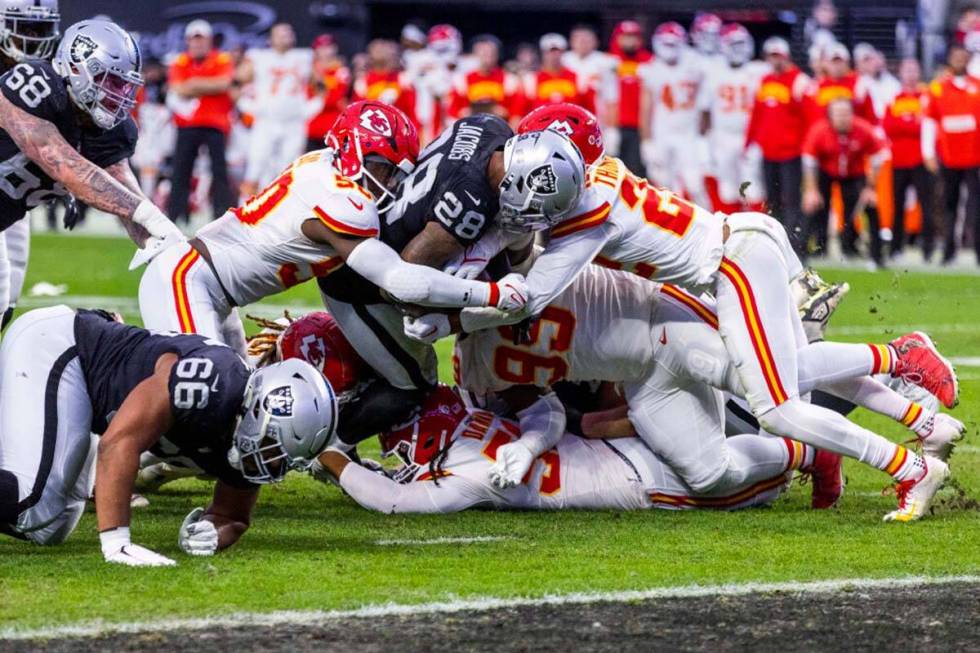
<box><xmin>515</xmin><ymin>392</ymin><xmax>566</xmax><ymax>458</ymax></box>
<box><xmin>339</xmin><ymin>464</ymin><xmax>486</xmax><ymax>514</ymax></box>
<box><xmin>345</xmin><ymin>237</ymin><xmax>494</xmax><ymax>308</ymax></box>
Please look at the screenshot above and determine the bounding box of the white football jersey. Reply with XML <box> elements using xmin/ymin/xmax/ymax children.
<box><xmin>698</xmin><ymin>61</ymin><xmax>768</xmax><ymax>137</ymax></box>
<box><xmin>196</xmin><ymin>150</ymin><xmax>377</xmax><ymax>306</ymax></box>
<box><xmin>642</xmin><ymin>53</ymin><xmax>703</xmax><ymax>138</ymax></box>
<box><xmin>456</xmin><ymin>263</ymin><xmax>661</xmax><ymax>394</ymax></box>
<box><xmin>410</xmin><ymin>411</ymin><xmax>650</xmax><ymax>510</ymax></box>
<box><xmin>246</xmin><ymin>48</ymin><xmax>313</xmax><ymax>119</ymax></box>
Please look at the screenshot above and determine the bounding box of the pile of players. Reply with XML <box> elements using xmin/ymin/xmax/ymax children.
<box><xmin>0</xmin><ymin>7</ymin><xmax>966</xmax><ymax>567</ymax></box>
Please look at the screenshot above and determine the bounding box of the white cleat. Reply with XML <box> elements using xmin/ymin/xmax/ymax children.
<box><xmin>920</xmin><ymin>413</ymin><xmax>966</xmax><ymax>462</ymax></box>
<box><xmin>883</xmin><ymin>456</ymin><xmax>950</xmax><ymax>523</ymax></box>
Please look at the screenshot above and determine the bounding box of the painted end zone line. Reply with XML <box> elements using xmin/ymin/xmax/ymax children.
<box><xmin>3</xmin><ymin>574</ymin><xmax>979</xmax><ymax>641</ymax></box>
<box><xmin>375</xmin><ymin>535</ymin><xmax>513</xmax><ymax>546</ymax></box>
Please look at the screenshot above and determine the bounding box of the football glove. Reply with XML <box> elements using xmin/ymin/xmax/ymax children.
<box><xmin>178</xmin><ymin>507</ymin><xmax>219</xmax><ymax>556</ymax></box>
<box><xmin>62</xmin><ymin>194</ymin><xmax>81</xmax><ymax>230</ymax></box>
<box><xmin>488</xmin><ymin>441</ymin><xmax>534</xmax><ymax>490</ymax></box>
<box><xmin>404</xmin><ymin>313</ymin><xmax>451</xmax><ymax>345</ymax></box>
<box><xmin>101</xmin><ymin>526</ymin><xmax>176</xmax><ymax>567</ymax></box>
<box><xmin>128</xmin><ymin>232</ymin><xmax>187</xmax><ymax>270</ymax></box>
<box><xmin>492</xmin><ymin>273</ymin><xmax>529</xmax><ymax>313</ymax></box>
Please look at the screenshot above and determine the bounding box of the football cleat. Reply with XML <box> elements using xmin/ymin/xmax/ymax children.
<box><xmin>883</xmin><ymin>456</ymin><xmax>949</xmax><ymax>523</ymax></box>
<box><xmin>919</xmin><ymin>413</ymin><xmax>966</xmax><ymax>462</ymax></box>
<box><xmin>795</xmin><ymin>270</ymin><xmax>850</xmax><ymax>343</ymax></box>
<box><xmin>890</xmin><ymin>332</ymin><xmax>959</xmax><ymax>409</ymax></box>
<box><xmin>802</xmin><ymin>449</ymin><xmax>844</xmax><ymax>509</ymax></box>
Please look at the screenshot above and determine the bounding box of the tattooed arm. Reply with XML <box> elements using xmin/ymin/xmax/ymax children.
<box><xmin>104</xmin><ymin>160</ymin><xmax>151</xmax><ymax>246</ymax></box>
<box><xmin>0</xmin><ymin>93</ymin><xmax>182</xmax><ymax>242</ymax></box>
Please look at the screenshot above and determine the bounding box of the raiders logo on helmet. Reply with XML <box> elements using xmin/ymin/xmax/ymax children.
<box><xmin>298</xmin><ymin>334</ymin><xmax>326</xmax><ymax>368</ymax></box>
<box><xmin>69</xmin><ymin>34</ymin><xmax>97</xmax><ymax>63</ymax></box>
<box><xmin>526</xmin><ymin>164</ymin><xmax>558</xmax><ymax>195</ymax></box>
<box><xmin>359</xmin><ymin>107</ymin><xmax>393</xmax><ymax>137</ymax></box>
<box><xmin>263</xmin><ymin>386</ymin><xmax>295</xmax><ymax>417</ymax></box>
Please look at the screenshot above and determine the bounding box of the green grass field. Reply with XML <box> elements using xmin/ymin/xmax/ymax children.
<box><xmin>1</xmin><ymin>233</ymin><xmax>979</xmax><ymax>634</ymax></box>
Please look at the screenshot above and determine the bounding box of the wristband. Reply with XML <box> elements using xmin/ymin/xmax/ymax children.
<box><xmin>486</xmin><ymin>282</ymin><xmax>500</xmax><ymax>308</ymax></box>
<box><xmin>100</xmin><ymin>526</ymin><xmax>131</xmax><ymax>556</ymax></box>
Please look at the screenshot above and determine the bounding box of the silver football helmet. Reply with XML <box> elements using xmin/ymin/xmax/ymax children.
<box><xmin>228</xmin><ymin>358</ymin><xmax>338</xmax><ymax>485</ymax></box>
<box><xmin>52</xmin><ymin>19</ymin><xmax>143</xmax><ymax>130</ymax></box>
<box><xmin>498</xmin><ymin>130</ymin><xmax>585</xmax><ymax>233</ymax></box>
<box><xmin>0</xmin><ymin>0</ymin><xmax>59</xmax><ymax>62</ymax></box>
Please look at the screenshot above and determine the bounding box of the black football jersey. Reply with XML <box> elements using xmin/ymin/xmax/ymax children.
<box><xmin>318</xmin><ymin>113</ymin><xmax>512</xmax><ymax>304</ymax></box>
<box><xmin>74</xmin><ymin>310</ymin><xmax>254</xmax><ymax>488</ymax></box>
<box><xmin>0</xmin><ymin>60</ymin><xmax>137</xmax><ymax>229</ymax></box>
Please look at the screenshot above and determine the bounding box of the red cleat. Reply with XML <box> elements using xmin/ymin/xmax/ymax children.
<box><xmin>803</xmin><ymin>450</ymin><xmax>844</xmax><ymax>509</ymax></box>
<box><xmin>890</xmin><ymin>332</ymin><xmax>959</xmax><ymax>409</ymax></box>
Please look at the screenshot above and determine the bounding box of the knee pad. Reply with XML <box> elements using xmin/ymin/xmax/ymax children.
<box><xmin>0</xmin><ymin>469</ymin><xmax>20</xmax><ymax>523</ymax></box>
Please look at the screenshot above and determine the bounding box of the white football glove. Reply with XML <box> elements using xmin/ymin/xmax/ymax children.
<box><xmin>101</xmin><ymin>527</ymin><xmax>176</xmax><ymax>567</ymax></box>
<box><xmin>132</xmin><ymin>199</ymin><xmax>184</xmax><ymax>241</ymax></box>
<box><xmin>178</xmin><ymin>507</ymin><xmax>219</xmax><ymax>557</ymax></box>
<box><xmin>443</xmin><ymin>247</ymin><xmax>490</xmax><ymax>280</ymax></box>
<box><xmin>128</xmin><ymin>232</ymin><xmax>187</xmax><ymax>271</ymax></box>
<box><xmin>488</xmin><ymin>440</ymin><xmax>535</xmax><ymax>490</ymax></box>
<box><xmin>491</xmin><ymin>273</ymin><xmax>529</xmax><ymax>313</ymax></box>
<box><xmin>403</xmin><ymin>313</ymin><xmax>452</xmax><ymax>345</ymax></box>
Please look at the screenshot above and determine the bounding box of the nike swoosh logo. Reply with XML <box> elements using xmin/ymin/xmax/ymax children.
<box><xmin>659</xmin><ymin>328</ymin><xmax>667</xmax><ymax>345</ymax></box>
<box><xmin>464</xmin><ymin>190</ymin><xmax>481</xmax><ymax>206</ymax></box>
<box><xmin>348</xmin><ymin>197</ymin><xmax>364</xmax><ymax>211</ymax></box>
<box><xmin>210</xmin><ymin>376</ymin><xmax>220</xmax><ymax>392</ymax></box>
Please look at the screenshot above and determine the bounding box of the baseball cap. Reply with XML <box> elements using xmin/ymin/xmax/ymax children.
<box><xmin>617</xmin><ymin>20</ymin><xmax>643</xmax><ymax>37</ymax></box>
<box><xmin>402</xmin><ymin>23</ymin><xmax>426</xmax><ymax>45</ymax></box>
<box><xmin>828</xmin><ymin>41</ymin><xmax>850</xmax><ymax>61</ymax></box>
<box><xmin>762</xmin><ymin>36</ymin><xmax>790</xmax><ymax>56</ymax></box>
<box><xmin>312</xmin><ymin>33</ymin><xmax>336</xmax><ymax>49</ymax></box>
<box><xmin>853</xmin><ymin>42</ymin><xmax>875</xmax><ymax>60</ymax></box>
<box><xmin>184</xmin><ymin>19</ymin><xmax>212</xmax><ymax>39</ymax></box>
<box><xmin>540</xmin><ymin>33</ymin><xmax>568</xmax><ymax>51</ymax></box>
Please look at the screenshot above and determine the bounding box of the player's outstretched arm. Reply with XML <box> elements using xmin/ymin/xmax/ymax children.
<box><xmin>95</xmin><ymin>353</ymin><xmax>177</xmax><ymax>567</ymax></box>
<box><xmin>179</xmin><ymin>481</ymin><xmax>258</xmax><ymax>556</ymax></box>
<box><xmin>0</xmin><ymin>94</ymin><xmax>180</xmax><ymax>244</ymax></box>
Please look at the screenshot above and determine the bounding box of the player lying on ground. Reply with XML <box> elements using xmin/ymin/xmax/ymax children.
<box><xmin>316</xmin><ymin>385</ymin><xmax>792</xmax><ymax>514</ymax></box>
<box><xmin>137</xmin><ymin>101</ymin><xmax>526</xmax><ymax>358</ymax></box>
<box><xmin>0</xmin><ymin>306</ymin><xmax>337</xmax><ymax>566</ymax></box>
<box><xmin>0</xmin><ymin>19</ymin><xmax>184</xmax><ymax>319</ymax></box>
<box><xmin>409</xmin><ymin>105</ymin><xmax>960</xmax><ymax>521</ymax></box>
<box><xmin>449</xmin><ymin>261</ymin><xmax>964</xmax><ymax>511</ymax></box>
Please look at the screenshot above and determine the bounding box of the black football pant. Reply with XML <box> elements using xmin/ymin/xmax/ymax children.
<box><xmin>939</xmin><ymin>165</ymin><xmax>980</xmax><ymax>264</ymax></box>
<box><xmin>168</xmin><ymin>127</ymin><xmax>234</xmax><ymax>223</ymax></box>
<box><xmin>808</xmin><ymin>173</ymin><xmax>883</xmax><ymax>265</ymax></box>
<box><xmin>763</xmin><ymin>157</ymin><xmax>805</xmax><ymax>255</ymax></box>
<box><xmin>618</xmin><ymin>127</ymin><xmax>644</xmax><ymax>178</ymax></box>
<box><xmin>891</xmin><ymin>165</ymin><xmax>936</xmax><ymax>259</ymax></box>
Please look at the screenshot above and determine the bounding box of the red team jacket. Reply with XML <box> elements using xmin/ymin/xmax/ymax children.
<box><xmin>804</xmin><ymin>72</ymin><xmax>877</xmax><ymax>125</ymax></box>
<box><xmin>802</xmin><ymin>116</ymin><xmax>886</xmax><ymax>179</ymax></box>
<box><xmin>882</xmin><ymin>87</ymin><xmax>927</xmax><ymax>169</ymax></box>
<box><xmin>525</xmin><ymin>67</ymin><xmax>589</xmax><ymax>112</ymax></box>
<box><xmin>449</xmin><ymin>68</ymin><xmax>525</xmax><ymax>120</ymax></box>
<box><xmin>924</xmin><ymin>74</ymin><xmax>980</xmax><ymax>169</ymax></box>
<box><xmin>746</xmin><ymin>66</ymin><xmax>809</xmax><ymax>161</ymax></box>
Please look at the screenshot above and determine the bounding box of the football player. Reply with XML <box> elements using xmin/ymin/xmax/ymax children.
<box><xmin>138</xmin><ymin>101</ymin><xmax>527</xmax><ymax>358</ymax></box>
<box><xmin>697</xmin><ymin>24</ymin><xmax>768</xmax><ymax>212</ymax></box>
<box><xmin>0</xmin><ymin>19</ymin><xmax>182</xmax><ymax>322</ymax></box>
<box><xmin>0</xmin><ymin>0</ymin><xmax>59</xmax><ymax>328</ymax></box>
<box><xmin>314</xmin><ymin>112</ymin><xmax>518</xmax><ymax>448</ymax></box>
<box><xmin>0</xmin><ymin>306</ymin><xmax>337</xmax><ymax>565</ymax></box>
<box><xmin>639</xmin><ymin>22</ymin><xmax>708</xmax><ymax>205</ymax></box>
<box><xmin>420</xmin><ymin>114</ymin><xmax>959</xmax><ymax>521</ymax></box>
<box><xmin>316</xmin><ymin>385</ymin><xmax>792</xmax><ymax>514</ymax></box>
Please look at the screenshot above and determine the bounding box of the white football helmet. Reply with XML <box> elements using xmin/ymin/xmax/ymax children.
<box><xmin>0</xmin><ymin>0</ymin><xmax>58</xmax><ymax>62</ymax></box>
<box><xmin>228</xmin><ymin>358</ymin><xmax>338</xmax><ymax>484</ymax></box>
<box><xmin>499</xmin><ymin>129</ymin><xmax>585</xmax><ymax>233</ymax></box>
<box><xmin>652</xmin><ymin>22</ymin><xmax>687</xmax><ymax>64</ymax></box>
<box><xmin>52</xmin><ymin>19</ymin><xmax>143</xmax><ymax>129</ymax></box>
<box><xmin>720</xmin><ymin>23</ymin><xmax>754</xmax><ymax>67</ymax></box>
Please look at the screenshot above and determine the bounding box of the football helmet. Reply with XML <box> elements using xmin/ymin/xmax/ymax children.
<box><xmin>380</xmin><ymin>385</ymin><xmax>466</xmax><ymax>484</ymax></box>
<box><xmin>278</xmin><ymin>311</ymin><xmax>365</xmax><ymax>404</ymax></box>
<box><xmin>518</xmin><ymin>103</ymin><xmax>604</xmax><ymax>168</ymax></box>
<box><xmin>52</xmin><ymin>19</ymin><xmax>143</xmax><ymax>130</ymax></box>
<box><xmin>691</xmin><ymin>12</ymin><xmax>723</xmax><ymax>55</ymax></box>
<box><xmin>325</xmin><ymin>100</ymin><xmax>419</xmax><ymax>213</ymax></box>
<box><xmin>498</xmin><ymin>129</ymin><xmax>585</xmax><ymax>233</ymax></box>
<box><xmin>228</xmin><ymin>359</ymin><xmax>338</xmax><ymax>484</ymax></box>
<box><xmin>427</xmin><ymin>24</ymin><xmax>461</xmax><ymax>60</ymax></box>
<box><xmin>0</xmin><ymin>0</ymin><xmax>58</xmax><ymax>62</ymax></box>
<box><xmin>720</xmin><ymin>23</ymin><xmax>754</xmax><ymax>66</ymax></box>
<box><xmin>652</xmin><ymin>22</ymin><xmax>687</xmax><ymax>63</ymax></box>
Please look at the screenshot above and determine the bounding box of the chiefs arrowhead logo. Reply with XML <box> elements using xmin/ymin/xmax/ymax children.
<box><xmin>526</xmin><ymin>164</ymin><xmax>558</xmax><ymax>196</ymax></box>
<box><xmin>547</xmin><ymin>119</ymin><xmax>574</xmax><ymax>137</ymax></box>
<box><xmin>359</xmin><ymin>107</ymin><xmax>393</xmax><ymax>137</ymax></box>
<box><xmin>299</xmin><ymin>334</ymin><xmax>326</xmax><ymax>368</ymax></box>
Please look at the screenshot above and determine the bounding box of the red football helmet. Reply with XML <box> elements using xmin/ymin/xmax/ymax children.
<box><xmin>517</xmin><ymin>103</ymin><xmax>604</xmax><ymax>168</ymax></box>
<box><xmin>379</xmin><ymin>385</ymin><xmax>466</xmax><ymax>483</ymax></box>
<box><xmin>720</xmin><ymin>23</ymin><xmax>754</xmax><ymax>66</ymax></box>
<box><xmin>278</xmin><ymin>312</ymin><xmax>365</xmax><ymax>403</ymax></box>
<box><xmin>427</xmin><ymin>24</ymin><xmax>462</xmax><ymax>59</ymax></box>
<box><xmin>653</xmin><ymin>22</ymin><xmax>687</xmax><ymax>63</ymax></box>
<box><xmin>691</xmin><ymin>12</ymin><xmax>723</xmax><ymax>55</ymax></box>
<box><xmin>325</xmin><ymin>100</ymin><xmax>420</xmax><ymax>212</ymax></box>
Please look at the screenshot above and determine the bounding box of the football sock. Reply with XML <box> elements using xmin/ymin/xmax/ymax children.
<box><xmin>821</xmin><ymin>377</ymin><xmax>934</xmax><ymax>436</ymax></box>
<box><xmin>797</xmin><ymin>342</ymin><xmax>896</xmax><ymax>390</ymax></box>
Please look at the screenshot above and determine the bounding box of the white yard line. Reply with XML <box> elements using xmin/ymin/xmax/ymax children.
<box><xmin>374</xmin><ymin>535</ymin><xmax>513</xmax><ymax>546</ymax></box>
<box><xmin>3</xmin><ymin>574</ymin><xmax>979</xmax><ymax>641</ymax></box>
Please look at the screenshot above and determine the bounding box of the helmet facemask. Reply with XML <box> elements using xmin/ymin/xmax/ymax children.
<box><xmin>73</xmin><ymin>63</ymin><xmax>142</xmax><ymax>130</ymax></box>
<box><xmin>0</xmin><ymin>6</ymin><xmax>59</xmax><ymax>62</ymax></box>
<box><xmin>361</xmin><ymin>153</ymin><xmax>408</xmax><ymax>214</ymax></box>
<box><xmin>228</xmin><ymin>387</ymin><xmax>296</xmax><ymax>484</ymax></box>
